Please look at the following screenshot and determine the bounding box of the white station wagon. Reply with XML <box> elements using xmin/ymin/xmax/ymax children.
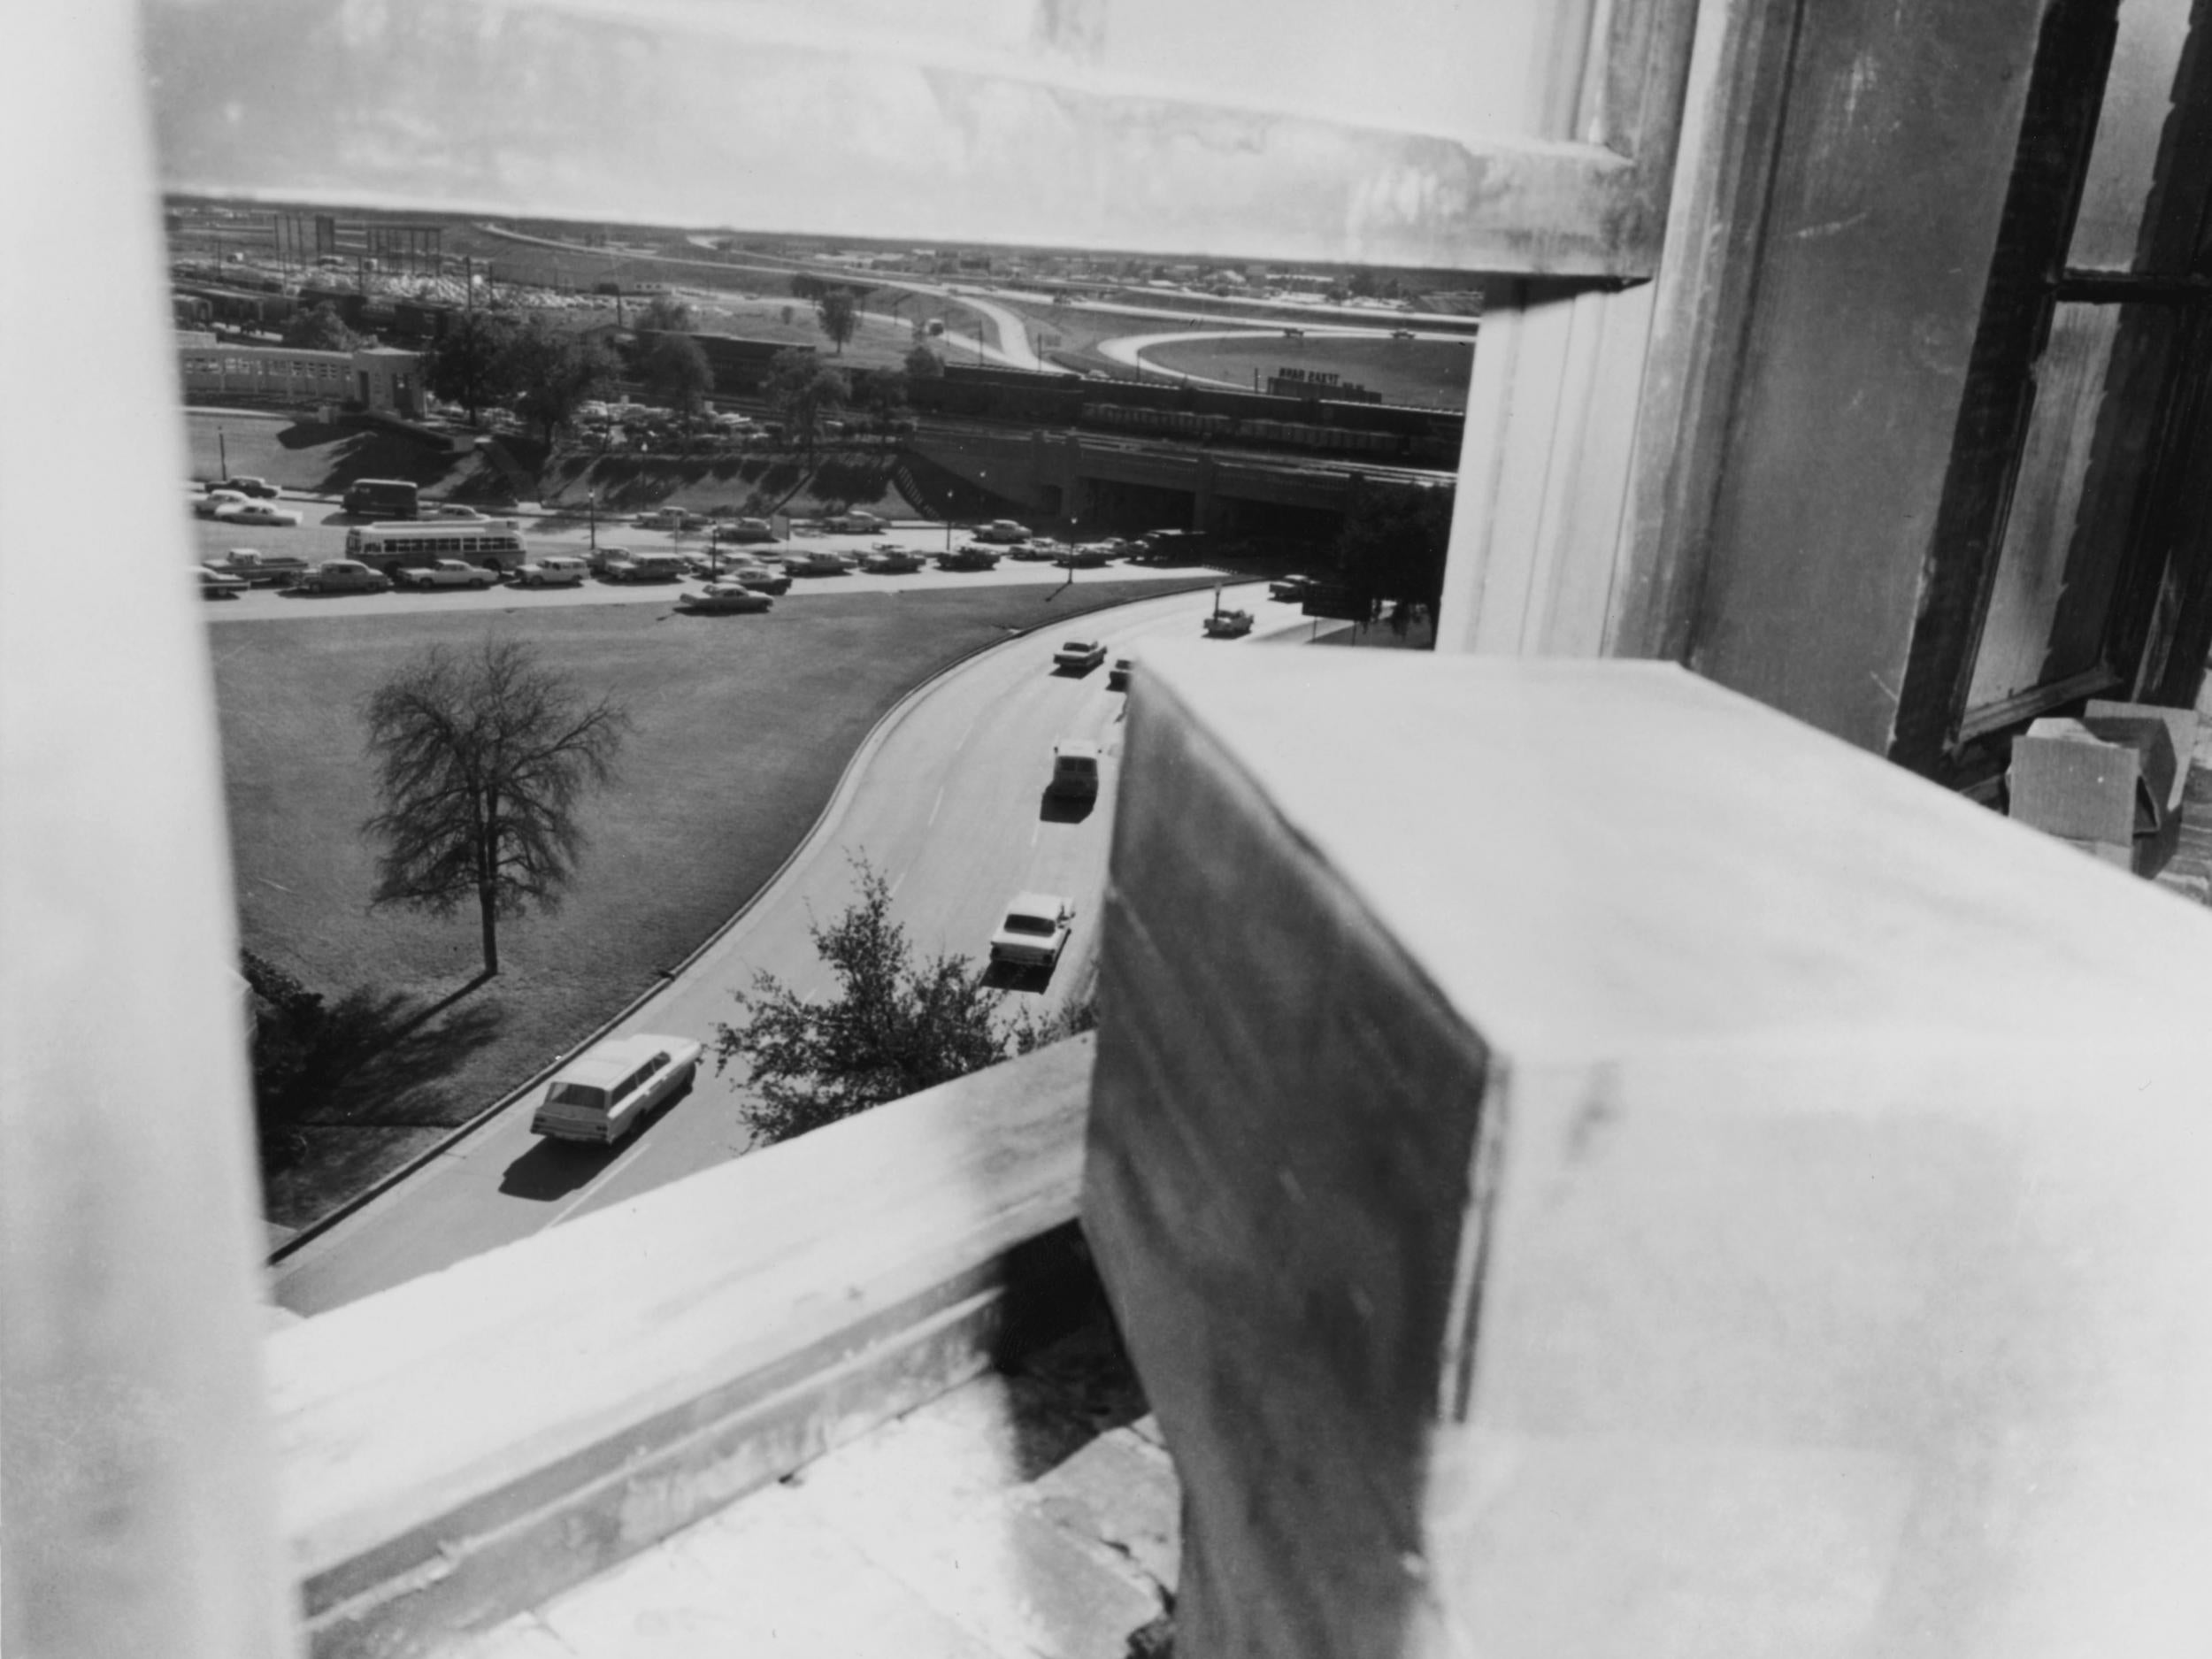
<box><xmin>529</xmin><ymin>1034</ymin><xmax>703</xmax><ymax>1145</ymax></box>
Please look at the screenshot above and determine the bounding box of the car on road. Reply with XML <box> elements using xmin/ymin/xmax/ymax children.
<box><xmin>427</xmin><ymin>503</ymin><xmax>492</xmax><ymax>520</ymax></box>
<box><xmin>717</xmin><ymin>518</ymin><xmax>777</xmax><ymax>544</ymax></box>
<box><xmin>1053</xmin><ymin>638</ymin><xmax>1108</xmax><ymax>672</ymax></box>
<box><xmin>1269</xmin><ymin>574</ymin><xmax>1317</xmax><ymax>602</ymax></box>
<box><xmin>677</xmin><ymin>582</ymin><xmax>775</xmax><ymax>614</ymax></box>
<box><xmin>973</xmin><ymin>519</ymin><xmax>1032</xmax><ymax>544</ymax></box>
<box><xmin>1203</xmin><ymin>607</ymin><xmax>1255</xmax><ymax>638</ymax></box>
<box><xmin>511</xmin><ymin>557</ymin><xmax>589</xmax><ymax>588</ymax></box>
<box><xmin>215</xmin><ymin>500</ymin><xmax>305</xmax><ymax>528</ymax></box>
<box><xmin>1057</xmin><ymin>543</ymin><xmax>1120</xmax><ymax>569</ymax></box>
<box><xmin>195</xmin><ymin>488</ymin><xmax>250</xmax><ymax>519</ymax></box>
<box><xmin>1107</xmin><ymin>657</ymin><xmax>1133</xmax><ymax>690</ymax></box>
<box><xmin>398</xmin><ymin>559</ymin><xmax>496</xmax><ymax>590</ymax></box>
<box><xmin>197</xmin><ymin>566</ymin><xmax>249</xmax><ymax>600</ymax></box>
<box><xmin>823</xmin><ymin>510</ymin><xmax>887</xmax><ymax>534</ymax></box>
<box><xmin>862</xmin><ymin>546</ymin><xmax>927</xmax><ymax>573</ymax></box>
<box><xmin>713</xmin><ymin>559</ymin><xmax>793</xmax><ymax>595</ymax></box>
<box><xmin>633</xmin><ymin>507</ymin><xmax>710</xmax><ymax>531</ymax></box>
<box><xmin>989</xmin><ymin>893</ymin><xmax>1077</xmax><ymax>971</ymax></box>
<box><xmin>1048</xmin><ymin>740</ymin><xmax>1102</xmax><ymax>801</ymax></box>
<box><xmin>787</xmin><ymin>549</ymin><xmax>855</xmax><ymax>576</ymax></box>
<box><xmin>529</xmin><ymin>1034</ymin><xmax>703</xmax><ymax>1145</ymax></box>
<box><xmin>296</xmin><ymin>559</ymin><xmax>391</xmax><ymax>595</ymax></box>
<box><xmin>203</xmin><ymin>548</ymin><xmax>311</xmax><ymax>587</ymax></box>
<box><xmin>1391</xmin><ymin>328</ymin><xmax>1416</xmax><ymax>340</ymax></box>
<box><xmin>210</xmin><ymin>474</ymin><xmax>280</xmax><ymax>500</ymax></box>
<box><xmin>606</xmin><ymin>550</ymin><xmax>687</xmax><ymax>582</ymax></box>
<box><xmin>938</xmin><ymin>546</ymin><xmax>1002</xmax><ymax>572</ymax></box>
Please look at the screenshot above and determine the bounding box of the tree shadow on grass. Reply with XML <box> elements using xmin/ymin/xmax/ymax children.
<box><xmin>290</xmin><ymin>982</ymin><xmax>509</xmax><ymax>1131</ymax></box>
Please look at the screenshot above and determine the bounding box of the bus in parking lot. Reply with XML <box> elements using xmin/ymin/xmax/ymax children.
<box><xmin>343</xmin><ymin>519</ymin><xmax>526</xmax><ymax>579</ymax></box>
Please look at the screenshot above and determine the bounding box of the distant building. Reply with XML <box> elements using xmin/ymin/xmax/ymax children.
<box><xmin>175</xmin><ymin>342</ymin><xmax>423</xmax><ymax>415</ymax></box>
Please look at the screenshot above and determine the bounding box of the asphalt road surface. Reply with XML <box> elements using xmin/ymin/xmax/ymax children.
<box><xmin>272</xmin><ymin>579</ymin><xmax>1303</xmax><ymax>1314</ymax></box>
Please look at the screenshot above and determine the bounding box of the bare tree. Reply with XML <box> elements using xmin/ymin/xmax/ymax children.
<box><xmin>361</xmin><ymin>637</ymin><xmax>631</xmax><ymax>978</ymax></box>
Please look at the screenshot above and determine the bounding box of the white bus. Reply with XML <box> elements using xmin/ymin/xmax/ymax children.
<box><xmin>342</xmin><ymin>519</ymin><xmax>527</xmax><ymax>579</ymax></box>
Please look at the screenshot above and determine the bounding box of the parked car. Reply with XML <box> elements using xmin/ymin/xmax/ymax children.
<box><xmin>296</xmin><ymin>559</ymin><xmax>391</xmax><ymax>595</ymax></box>
<box><xmin>197</xmin><ymin>566</ymin><xmax>249</xmax><ymax>600</ymax></box>
<box><xmin>1107</xmin><ymin>657</ymin><xmax>1133</xmax><ymax>691</ymax></box>
<box><xmin>787</xmin><ymin>549</ymin><xmax>854</xmax><ymax>576</ymax></box>
<box><xmin>1270</xmin><ymin>574</ymin><xmax>1317</xmax><ymax>602</ymax></box>
<box><xmin>1057</xmin><ymin>543</ymin><xmax>1119</xmax><ymax>569</ymax></box>
<box><xmin>211</xmin><ymin>474</ymin><xmax>280</xmax><ymax>500</ymax></box>
<box><xmin>511</xmin><ymin>557</ymin><xmax>589</xmax><ymax>588</ymax></box>
<box><xmin>1047</xmin><ymin>740</ymin><xmax>1102</xmax><ymax>801</ymax></box>
<box><xmin>973</xmin><ymin>519</ymin><xmax>1032</xmax><ymax>544</ymax></box>
<box><xmin>988</xmin><ymin>892</ymin><xmax>1076</xmax><ymax>970</ymax></box>
<box><xmin>862</xmin><ymin>546</ymin><xmax>926</xmax><ymax>573</ymax></box>
<box><xmin>823</xmin><ymin>510</ymin><xmax>886</xmax><ymax>534</ymax></box>
<box><xmin>717</xmin><ymin>518</ymin><xmax>777</xmax><ymax>544</ymax></box>
<box><xmin>529</xmin><ymin>1034</ymin><xmax>703</xmax><ymax>1145</ymax></box>
<box><xmin>194</xmin><ymin>488</ymin><xmax>250</xmax><ymax>519</ymax></box>
<box><xmin>677</xmin><ymin>582</ymin><xmax>775</xmax><ymax>614</ymax></box>
<box><xmin>214</xmin><ymin>501</ymin><xmax>304</xmax><ymax>528</ymax></box>
<box><xmin>586</xmin><ymin>544</ymin><xmax>633</xmax><ymax>576</ymax></box>
<box><xmin>203</xmin><ymin>548</ymin><xmax>311</xmax><ymax>587</ymax></box>
<box><xmin>398</xmin><ymin>559</ymin><xmax>496</xmax><ymax>590</ymax></box>
<box><xmin>632</xmin><ymin>507</ymin><xmax>710</xmax><ymax>531</ymax></box>
<box><xmin>1053</xmin><ymin>638</ymin><xmax>1108</xmax><ymax>672</ymax></box>
<box><xmin>1010</xmin><ymin>539</ymin><xmax>1061</xmax><ymax>563</ymax></box>
<box><xmin>1203</xmin><ymin>607</ymin><xmax>1255</xmax><ymax>638</ymax></box>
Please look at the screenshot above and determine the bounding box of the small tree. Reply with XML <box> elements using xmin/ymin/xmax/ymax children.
<box><xmin>283</xmin><ymin>301</ymin><xmax>357</xmax><ymax>352</ymax></box>
<box><xmin>361</xmin><ymin>637</ymin><xmax>630</xmax><ymax>978</ymax></box>
<box><xmin>712</xmin><ymin>857</ymin><xmax>1012</xmax><ymax>1144</ymax></box>
<box><xmin>421</xmin><ymin>312</ymin><xmax>516</xmax><ymax>424</ymax></box>
<box><xmin>1336</xmin><ymin>481</ymin><xmax>1455</xmax><ymax>638</ymax></box>
<box><xmin>642</xmin><ymin>331</ymin><xmax>714</xmax><ymax>427</ymax></box>
<box><xmin>639</xmin><ymin>293</ymin><xmax>695</xmax><ymax>332</ymax></box>
<box><xmin>816</xmin><ymin>288</ymin><xmax>859</xmax><ymax>354</ymax></box>
<box><xmin>499</xmin><ymin>320</ymin><xmax>618</xmax><ymax>442</ymax></box>
<box><xmin>763</xmin><ymin>349</ymin><xmax>849</xmax><ymax>453</ymax></box>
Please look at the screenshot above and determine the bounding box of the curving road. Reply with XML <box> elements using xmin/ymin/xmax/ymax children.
<box><xmin>273</xmin><ymin>579</ymin><xmax>1305</xmax><ymax>1314</ymax></box>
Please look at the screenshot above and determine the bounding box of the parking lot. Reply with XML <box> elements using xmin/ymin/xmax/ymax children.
<box><xmin>190</xmin><ymin>495</ymin><xmax>1230</xmax><ymax>619</ymax></box>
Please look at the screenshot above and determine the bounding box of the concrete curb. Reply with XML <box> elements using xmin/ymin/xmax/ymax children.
<box><xmin>265</xmin><ymin>572</ymin><xmax>1241</xmax><ymax>1266</ymax></box>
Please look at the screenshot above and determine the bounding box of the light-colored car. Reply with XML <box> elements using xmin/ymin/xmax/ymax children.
<box><xmin>296</xmin><ymin>559</ymin><xmax>391</xmax><ymax>595</ymax></box>
<box><xmin>511</xmin><ymin>557</ymin><xmax>589</xmax><ymax>588</ymax></box>
<box><xmin>824</xmin><ymin>510</ymin><xmax>886</xmax><ymax>534</ymax></box>
<box><xmin>787</xmin><ymin>549</ymin><xmax>854</xmax><ymax>576</ymax></box>
<box><xmin>678</xmin><ymin>582</ymin><xmax>774</xmax><ymax>614</ymax></box>
<box><xmin>717</xmin><ymin>518</ymin><xmax>777</xmax><ymax>544</ymax></box>
<box><xmin>633</xmin><ymin>507</ymin><xmax>710</xmax><ymax>531</ymax></box>
<box><xmin>214</xmin><ymin>501</ymin><xmax>304</xmax><ymax>528</ymax></box>
<box><xmin>399</xmin><ymin>559</ymin><xmax>496</xmax><ymax>590</ymax></box>
<box><xmin>204</xmin><ymin>548</ymin><xmax>311</xmax><ymax>586</ymax></box>
<box><xmin>529</xmin><ymin>1034</ymin><xmax>703</xmax><ymax>1145</ymax></box>
<box><xmin>1053</xmin><ymin>638</ymin><xmax>1108</xmax><ymax>672</ymax></box>
<box><xmin>586</xmin><ymin>544</ymin><xmax>633</xmax><ymax>576</ymax></box>
<box><xmin>195</xmin><ymin>488</ymin><xmax>250</xmax><ymax>519</ymax></box>
<box><xmin>427</xmin><ymin>503</ymin><xmax>491</xmax><ymax>521</ymax></box>
<box><xmin>974</xmin><ymin>519</ymin><xmax>1032</xmax><ymax>544</ymax></box>
<box><xmin>1269</xmin><ymin>574</ymin><xmax>1317</xmax><ymax>602</ymax></box>
<box><xmin>1203</xmin><ymin>607</ymin><xmax>1255</xmax><ymax>638</ymax></box>
<box><xmin>198</xmin><ymin>566</ymin><xmax>249</xmax><ymax>600</ymax></box>
<box><xmin>988</xmin><ymin>892</ymin><xmax>1076</xmax><ymax>970</ymax></box>
<box><xmin>1048</xmin><ymin>740</ymin><xmax>1101</xmax><ymax>801</ymax></box>
<box><xmin>862</xmin><ymin>546</ymin><xmax>926</xmax><ymax>573</ymax></box>
<box><xmin>718</xmin><ymin>560</ymin><xmax>792</xmax><ymax>595</ymax></box>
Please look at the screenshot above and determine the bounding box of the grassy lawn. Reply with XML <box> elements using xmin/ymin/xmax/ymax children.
<box><xmin>219</xmin><ymin>579</ymin><xmax>1210</xmax><ymax>1232</ymax></box>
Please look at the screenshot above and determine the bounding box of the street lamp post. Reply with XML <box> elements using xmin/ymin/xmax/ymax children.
<box><xmin>587</xmin><ymin>491</ymin><xmax>597</xmax><ymax>552</ymax></box>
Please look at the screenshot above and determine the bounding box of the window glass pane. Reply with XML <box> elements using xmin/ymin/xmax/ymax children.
<box><xmin>1967</xmin><ymin>302</ymin><xmax>2177</xmax><ymax>711</ymax></box>
<box><xmin>2068</xmin><ymin>0</ymin><xmax>2194</xmax><ymax>271</ymax></box>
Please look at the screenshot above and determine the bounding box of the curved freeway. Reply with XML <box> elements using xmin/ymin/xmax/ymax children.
<box><xmin>273</xmin><ymin>579</ymin><xmax>1302</xmax><ymax>1315</ymax></box>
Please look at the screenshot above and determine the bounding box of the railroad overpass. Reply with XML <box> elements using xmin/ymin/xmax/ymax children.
<box><xmin>910</xmin><ymin>427</ymin><xmax>1450</xmax><ymax>537</ymax></box>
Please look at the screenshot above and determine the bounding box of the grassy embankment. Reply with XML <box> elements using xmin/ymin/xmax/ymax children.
<box><xmin>217</xmin><ymin>579</ymin><xmax>1210</xmax><ymax>1233</ymax></box>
